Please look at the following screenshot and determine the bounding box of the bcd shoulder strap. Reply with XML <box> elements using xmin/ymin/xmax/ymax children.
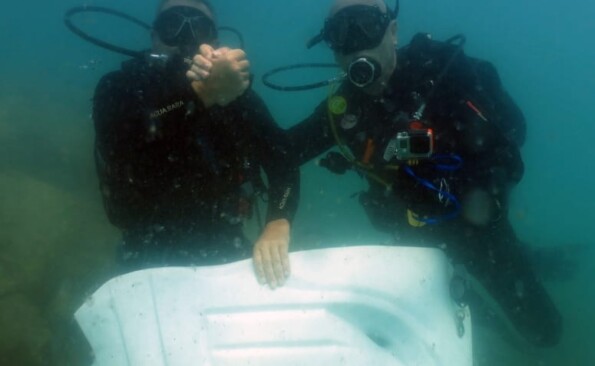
<box><xmin>398</xmin><ymin>33</ymin><xmax>526</xmax><ymax>148</ymax></box>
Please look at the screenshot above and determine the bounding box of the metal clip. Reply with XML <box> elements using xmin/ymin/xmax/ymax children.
<box><xmin>455</xmin><ymin>308</ymin><xmax>466</xmax><ymax>338</ymax></box>
<box><xmin>438</xmin><ymin>178</ymin><xmax>450</xmax><ymax>205</ymax></box>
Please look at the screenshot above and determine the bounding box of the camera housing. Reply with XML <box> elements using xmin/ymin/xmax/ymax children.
<box><xmin>384</xmin><ymin>129</ymin><xmax>434</xmax><ymax>161</ymax></box>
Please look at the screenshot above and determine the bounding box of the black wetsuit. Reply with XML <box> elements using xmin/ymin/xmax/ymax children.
<box><xmin>288</xmin><ymin>34</ymin><xmax>561</xmax><ymax>347</ymax></box>
<box><xmin>93</xmin><ymin>55</ymin><xmax>299</xmax><ymax>270</ymax></box>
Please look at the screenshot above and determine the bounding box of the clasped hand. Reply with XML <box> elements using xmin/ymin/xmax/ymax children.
<box><xmin>187</xmin><ymin>44</ymin><xmax>250</xmax><ymax>107</ymax></box>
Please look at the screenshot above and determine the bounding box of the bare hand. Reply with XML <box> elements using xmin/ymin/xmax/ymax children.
<box><xmin>186</xmin><ymin>44</ymin><xmax>215</xmax><ymax>81</ymax></box>
<box><xmin>188</xmin><ymin>45</ymin><xmax>251</xmax><ymax>107</ymax></box>
<box><xmin>253</xmin><ymin>219</ymin><xmax>291</xmax><ymax>289</ymax></box>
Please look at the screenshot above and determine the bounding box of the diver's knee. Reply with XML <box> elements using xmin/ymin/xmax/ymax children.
<box><xmin>529</xmin><ymin>309</ymin><xmax>563</xmax><ymax>348</ymax></box>
<box><xmin>540</xmin><ymin>312</ymin><xmax>563</xmax><ymax>347</ymax></box>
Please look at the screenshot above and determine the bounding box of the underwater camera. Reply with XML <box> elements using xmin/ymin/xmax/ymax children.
<box><xmin>384</xmin><ymin>129</ymin><xmax>434</xmax><ymax>161</ymax></box>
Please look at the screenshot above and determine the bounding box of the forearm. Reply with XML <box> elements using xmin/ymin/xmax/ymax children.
<box><xmin>286</xmin><ymin>102</ymin><xmax>336</xmax><ymax>166</ymax></box>
<box><xmin>265</xmin><ymin>167</ymin><xmax>300</xmax><ymax>223</ymax></box>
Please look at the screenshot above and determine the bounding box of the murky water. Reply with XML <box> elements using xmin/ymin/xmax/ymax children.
<box><xmin>1</xmin><ymin>0</ymin><xmax>593</xmax><ymax>364</ymax></box>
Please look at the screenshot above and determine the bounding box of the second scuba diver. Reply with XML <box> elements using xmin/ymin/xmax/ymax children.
<box><xmin>287</xmin><ymin>0</ymin><xmax>561</xmax><ymax>347</ymax></box>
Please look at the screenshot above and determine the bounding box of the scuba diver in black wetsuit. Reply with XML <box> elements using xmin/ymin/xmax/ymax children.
<box><xmin>92</xmin><ymin>0</ymin><xmax>298</xmax><ymax>289</ymax></box>
<box><xmin>285</xmin><ymin>0</ymin><xmax>561</xmax><ymax>347</ymax></box>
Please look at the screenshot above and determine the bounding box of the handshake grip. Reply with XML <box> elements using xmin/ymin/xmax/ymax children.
<box><xmin>319</xmin><ymin>152</ymin><xmax>352</xmax><ymax>175</ymax></box>
<box><xmin>189</xmin><ymin>47</ymin><xmax>251</xmax><ymax>107</ymax></box>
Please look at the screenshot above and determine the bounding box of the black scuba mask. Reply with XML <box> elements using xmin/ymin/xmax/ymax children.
<box><xmin>153</xmin><ymin>6</ymin><xmax>217</xmax><ymax>48</ymax></box>
<box><xmin>309</xmin><ymin>5</ymin><xmax>393</xmax><ymax>55</ymax></box>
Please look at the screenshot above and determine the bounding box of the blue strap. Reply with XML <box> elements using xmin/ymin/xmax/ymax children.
<box><xmin>403</xmin><ymin>155</ymin><xmax>462</xmax><ymax>224</ymax></box>
<box><xmin>432</xmin><ymin>154</ymin><xmax>463</xmax><ymax>172</ymax></box>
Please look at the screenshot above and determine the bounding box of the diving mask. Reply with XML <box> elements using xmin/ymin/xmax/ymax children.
<box><xmin>308</xmin><ymin>5</ymin><xmax>394</xmax><ymax>55</ymax></box>
<box><xmin>153</xmin><ymin>6</ymin><xmax>217</xmax><ymax>48</ymax></box>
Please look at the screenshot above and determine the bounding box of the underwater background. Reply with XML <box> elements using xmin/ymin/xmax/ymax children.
<box><xmin>0</xmin><ymin>0</ymin><xmax>593</xmax><ymax>364</ymax></box>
